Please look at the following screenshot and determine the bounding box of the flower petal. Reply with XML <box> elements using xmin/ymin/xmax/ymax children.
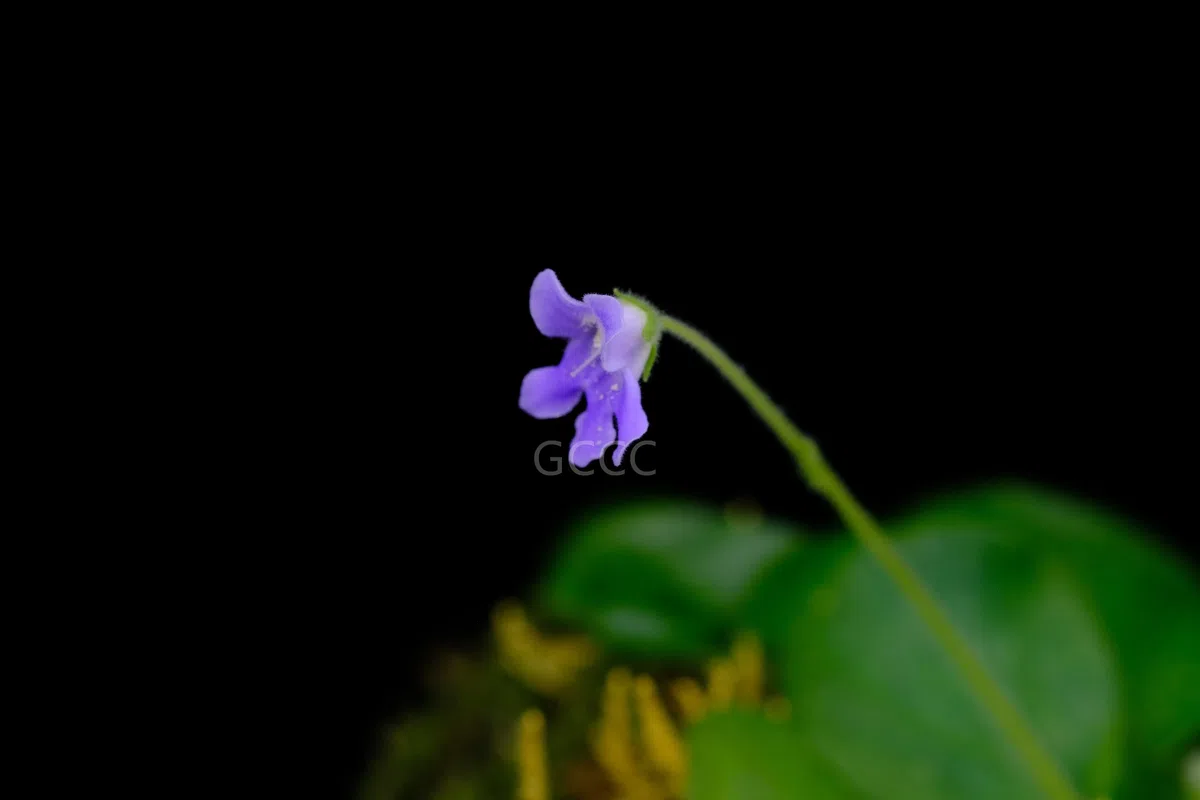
<box><xmin>611</xmin><ymin>369</ymin><xmax>649</xmax><ymax>466</ymax></box>
<box><xmin>569</xmin><ymin>393</ymin><xmax>615</xmax><ymax>468</ymax></box>
<box><xmin>529</xmin><ymin>269</ymin><xmax>589</xmax><ymax>338</ymax></box>
<box><xmin>519</xmin><ymin>366</ymin><xmax>583</xmax><ymax>419</ymax></box>
<box><xmin>559</xmin><ymin>335</ymin><xmax>605</xmax><ymax>386</ymax></box>
<box><xmin>601</xmin><ymin>303</ymin><xmax>652</xmax><ymax>374</ymax></box>
<box><xmin>583</xmin><ymin>294</ymin><xmax>624</xmax><ymax>344</ymax></box>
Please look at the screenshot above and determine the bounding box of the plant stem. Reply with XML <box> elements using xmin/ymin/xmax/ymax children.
<box><xmin>660</xmin><ymin>314</ymin><xmax>1079</xmax><ymax>800</ymax></box>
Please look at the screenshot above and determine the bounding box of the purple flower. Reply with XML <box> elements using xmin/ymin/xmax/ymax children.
<box><xmin>519</xmin><ymin>269</ymin><xmax>652</xmax><ymax>468</ymax></box>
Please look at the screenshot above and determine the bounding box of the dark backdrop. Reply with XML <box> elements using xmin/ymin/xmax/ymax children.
<box><xmin>261</xmin><ymin>143</ymin><xmax>1193</xmax><ymax>796</ymax></box>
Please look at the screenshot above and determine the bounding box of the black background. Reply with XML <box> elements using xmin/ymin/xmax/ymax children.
<box><xmin>253</xmin><ymin>114</ymin><xmax>1195</xmax><ymax>796</ymax></box>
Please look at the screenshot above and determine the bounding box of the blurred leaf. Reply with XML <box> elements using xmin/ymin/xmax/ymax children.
<box><xmin>539</xmin><ymin>501</ymin><xmax>799</xmax><ymax>658</ymax></box>
<box><xmin>687</xmin><ymin>710</ymin><xmax>861</xmax><ymax>799</ymax></box>
<box><xmin>738</xmin><ymin>535</ymin><xmax>855</xmax><ymax>661</ymax></box>
<box><xmin>895</xmin><ymin>483</ymin><xmax>1200</xmax><ymax>799</ymax></box>
<box><xmin>780</xmin><ymin>528</ymin><xmax>1122</xmax><ymax>800</ymax></box>
<box><xmin>1186</xmin><ymin>747</ymin><xmax>1200</xmax><ymax>800</ymax></box>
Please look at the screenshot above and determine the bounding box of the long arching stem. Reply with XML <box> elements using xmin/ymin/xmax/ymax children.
<box><xmin>659</xmin><ymin>313</ymin><xmax>1079</xmax><ymax>800</ymax></box>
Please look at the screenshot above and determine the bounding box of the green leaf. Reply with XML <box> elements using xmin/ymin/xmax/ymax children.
<box><xmin>687</xmin><ymin>710</ymin><xmax>862</xmax><ymax>799</ymax></box>
<box><xmin>894</xmin><ymin>483</ymin><xmax>1200</xmax><ymax>799</ymax></box>
<box><xmin>780</xmin><ymin>527</ymin><xmax>1122</xmax><ymax>800</ymax></box>
<box><xmin>538</xmin><ymin>501</ymin><xmax>800</xmax><ymax>658</ymax></box>
<box><xmin>737</xmin><ymin>534</ymin><xmax>856</xmax><ymax>661</ymax></box>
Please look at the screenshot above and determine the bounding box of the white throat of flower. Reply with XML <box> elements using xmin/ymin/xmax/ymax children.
<box><xmin>569</xmin><ymin>314</ymin><xmax>607</xmax><ymax>378</ymax></box>
<box><xmin>570</xmin><ymin>302</ymin><xmax>653</xmax><ymax>380</ymax></box>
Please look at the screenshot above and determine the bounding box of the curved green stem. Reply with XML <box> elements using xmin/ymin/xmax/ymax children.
<box><xmin>660</xmin><ymin>314</ymin><xmax>1079</xmax><ymax>800</ymax></box>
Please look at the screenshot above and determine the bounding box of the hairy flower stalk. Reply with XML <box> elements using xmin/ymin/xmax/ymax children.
<box><xmin>656</xmin><ymin>311</ymin><xmax>1082</xmax><ymax>800</ymax></box>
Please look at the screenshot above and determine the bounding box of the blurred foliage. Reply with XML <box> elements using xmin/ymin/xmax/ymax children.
<box><xmin>537</xmin><ymin>483</ymin><xmax>1198</xmax><ymax>799</ymax></box>
<box><xmin>890</xmin><ymin>485</ymin><xmax>1200</xmax><ymax>798</ymax></box>
<box><xmin>776</xmin><ymin>528</ymin><xmax>1120</xmax><ymax>799</ymax></box>
<box><xmin>538</xmin><ymin>501</ymin><xmax>798</xmax><ymax>658</ymax></box>
<box><xmin>687</xmin><ymin>710</ymin><xmax>862</xmax><ymax>799</ymax></box>
<box><xmin>357</xmin><ymin>654</ymin><xmax>525</xmax><ymax>800</ymax></box>
<box><xmin>357</xmin><ymin>641</ymin><xmax>617</xmax><ymax>800</ymax></box>
<box><xmin>362</xmin><ymin>483</ymin><xmax>1199</xmax><ymax>799</ymax></box>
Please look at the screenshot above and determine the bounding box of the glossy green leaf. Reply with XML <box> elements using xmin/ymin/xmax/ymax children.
<box><xmin>538</xmin><ymin>501</ymin><xmax>799</xmax><ymax>658</ymax></box>
<box><xmin>782</xmin><ymin>528</ymin><xmax>1122</xmax><ymax>800</ymax></box>
<box><xmin>893</xmin><ymin>483</ymin><xmax>1200</xmax><ymax>799</ymax></box>
<box><xmin>687</xmin><ymin>710</ymin><xmax>861</xmax><ymax>800</ymax></box>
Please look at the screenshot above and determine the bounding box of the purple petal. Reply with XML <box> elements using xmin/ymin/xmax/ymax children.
<box><xmin>569</xmin><ymin>393</ymin><xmax>615</xmax><ymax>468</ymax></box>
<box><xmin>583</xmin><ymin>294</ymin><xmax>624</xmax><ymax>344</ymax></box>
<box><xmin>559</xmin><ymin>336</ymin><xmax>605</xmax><ymax>386</ymax></box>
<box><xmin>601</xmin><ymin>303</ymin><xmax>651</xmax><ymax>373</ymax></box>
<box><xmin>611</xmin><ymin>369</ymin><xmax>649</xmax><ymax>466</ymax></box>
<box><xmin>529</xmin><ymin>269</ymin><xmax>589</xmax><ymax>338</ymax></box>
<box><xmin>519</xmin><ymin>366</ymin><xmax>583</xmax><ymax>419</ymax></box>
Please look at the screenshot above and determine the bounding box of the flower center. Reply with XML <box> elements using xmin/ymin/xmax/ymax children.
<box><xmin>569</xmin><ymin>319</ymin><xmax>608</xmax><ymax>379</ymax></box>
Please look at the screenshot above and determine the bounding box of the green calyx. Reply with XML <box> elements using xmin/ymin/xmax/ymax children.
<box><xmin>613</xmin><ymin>290</ymin><xmax>661</xmax><ymax>342</ymax></box>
